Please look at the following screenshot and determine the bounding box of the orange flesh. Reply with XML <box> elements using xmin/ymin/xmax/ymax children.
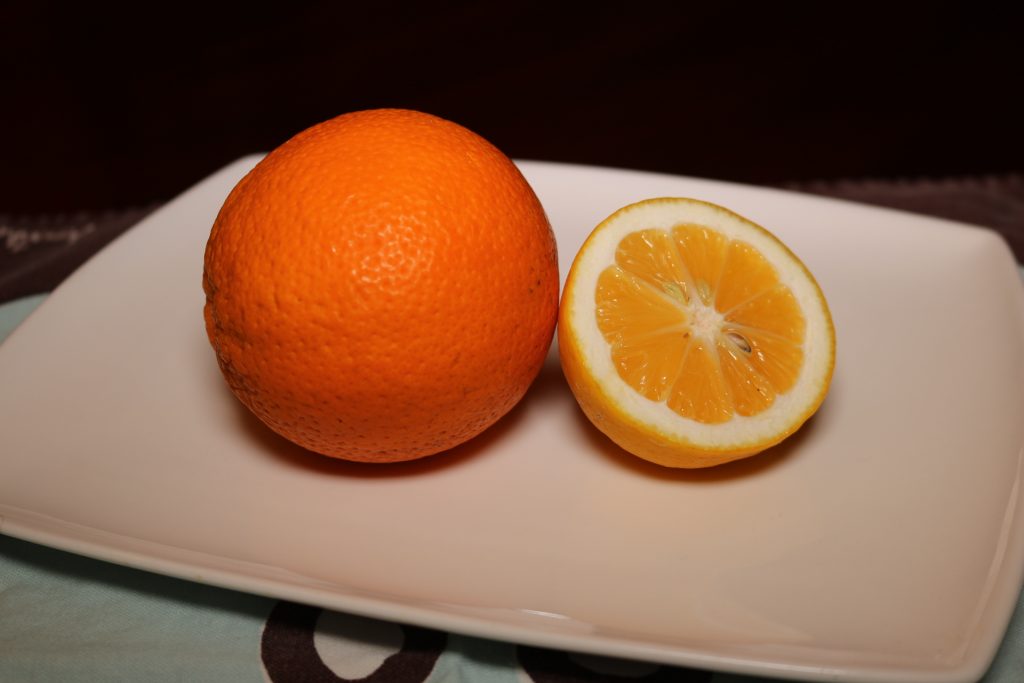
<box><xmin>595</xmin><ymin>223</ymin><xmax>806</xmax><ymax>423</ymax></box>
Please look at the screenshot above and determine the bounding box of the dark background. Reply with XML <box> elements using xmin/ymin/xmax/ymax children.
<box><xmin>2</xmin><ymin>2</ymin><xmax>1022</xmax><ymax>213</ymax></box>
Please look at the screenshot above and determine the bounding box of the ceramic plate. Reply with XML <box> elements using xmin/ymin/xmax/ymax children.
<box><xmin>2</xmin><ymin>158</ymin><xmax>1023</xmax><ymax>683</ymax></box>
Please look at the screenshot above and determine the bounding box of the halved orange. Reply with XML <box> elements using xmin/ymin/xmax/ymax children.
<box><xmin>558</xmin><ymin>198</ymin><xmax>835</xmax><ymax>468</ymax></box>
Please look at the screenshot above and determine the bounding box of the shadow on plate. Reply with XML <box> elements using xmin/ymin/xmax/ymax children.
<box><xmin>215</xmin><ymin>344</ymin><xmax>828</xmax><ymax>483</ymax></box>
<box><xmin>219</xmin><ymin>351</ymin><xmax>567</xmax><ymax>479</ymax></box>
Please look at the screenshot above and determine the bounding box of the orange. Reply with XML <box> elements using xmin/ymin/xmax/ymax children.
<box><xmin>203</xmin><ymin>109</ymin><xmax>559</xmax><ymax>463</ymax></box>
<box><xmin>559</xmin><ymin>198</ymin><xmax>835</xmax><ymax>468</ymax></box>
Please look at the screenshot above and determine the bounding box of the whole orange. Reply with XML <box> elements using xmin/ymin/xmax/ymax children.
<box><xmin>203</xmin><ymin>109</ymin><xmax>558</xmax><ymax>462</ymax></box>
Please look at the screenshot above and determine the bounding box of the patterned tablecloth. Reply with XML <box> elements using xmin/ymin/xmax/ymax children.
<box><xmin>1</xmin><ymin>174</ymin><xmax>1023</xmax><ymax>682</ymax></box>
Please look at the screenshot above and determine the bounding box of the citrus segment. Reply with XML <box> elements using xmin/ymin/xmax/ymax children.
<box><xmin>559</xmin><ymin>197</ymin><xmax>835</xmax><ymax>468</ymax></box>
<box><xmin>672</xmin><ymin>223</ymin><xmax>729</xmax><ymax>306</ymax></box>
<box><xmin>715</xmin><ymin>240</ymin><xmax>783</xmax><ymax>312</ymax></box>
<box><xmin>724</xmin><ymin>287</ymin><xmax>805</xmax><ymax>343</ymax></box>
<box><xmin>667</xmin><ymin>340</ymin><xmax>732</xmax><ymax>424</ymax></box>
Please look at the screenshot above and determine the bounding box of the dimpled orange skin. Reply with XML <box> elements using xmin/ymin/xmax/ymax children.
<box><xmin>203</xmin><ymin>109</ymin><xmax>559</xmax><ymax>462</ymax></box>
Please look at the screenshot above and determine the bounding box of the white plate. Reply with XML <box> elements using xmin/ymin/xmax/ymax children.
<box><xmin>2</xmin><ymin>158</ymin><xmax>1023</xmax><ymax>683</ymax></box>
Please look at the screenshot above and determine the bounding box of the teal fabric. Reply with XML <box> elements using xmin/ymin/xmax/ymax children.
<box><xmin>2</xmin><ymin>289</ymin><xmax>1024</xmax><ymax>682</ymax></box>
<box><xmin>0</xmin><ymin>293</ymin><xmax>46</xmax><ymax>343</ymax></box>
<box><xmin>0</xmin><ymin>535</ymin><xmax>271</xmax><ymax>682</ymax></box>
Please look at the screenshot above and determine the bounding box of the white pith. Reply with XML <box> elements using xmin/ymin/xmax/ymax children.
<box><xmin>566</xmin><ymin>199</ymin><xmax>834</xmax><ymax>449</ymax></box>
<box><xmin>688</xmin><ymin>301</ymin><xmax>724</xmax><ymax>340</ymax></box>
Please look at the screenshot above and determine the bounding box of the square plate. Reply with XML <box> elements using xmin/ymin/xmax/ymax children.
<box><xmin>2</xmin><ymin>158</ymin><xmax>1023</xmax><ymax>683</ymax></box>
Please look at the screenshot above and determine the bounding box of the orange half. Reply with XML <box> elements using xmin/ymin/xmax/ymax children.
<box><xmin>558</xmin><ymin>198</ymin><xmax>835</xmax><ymax>467</ymax></box>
